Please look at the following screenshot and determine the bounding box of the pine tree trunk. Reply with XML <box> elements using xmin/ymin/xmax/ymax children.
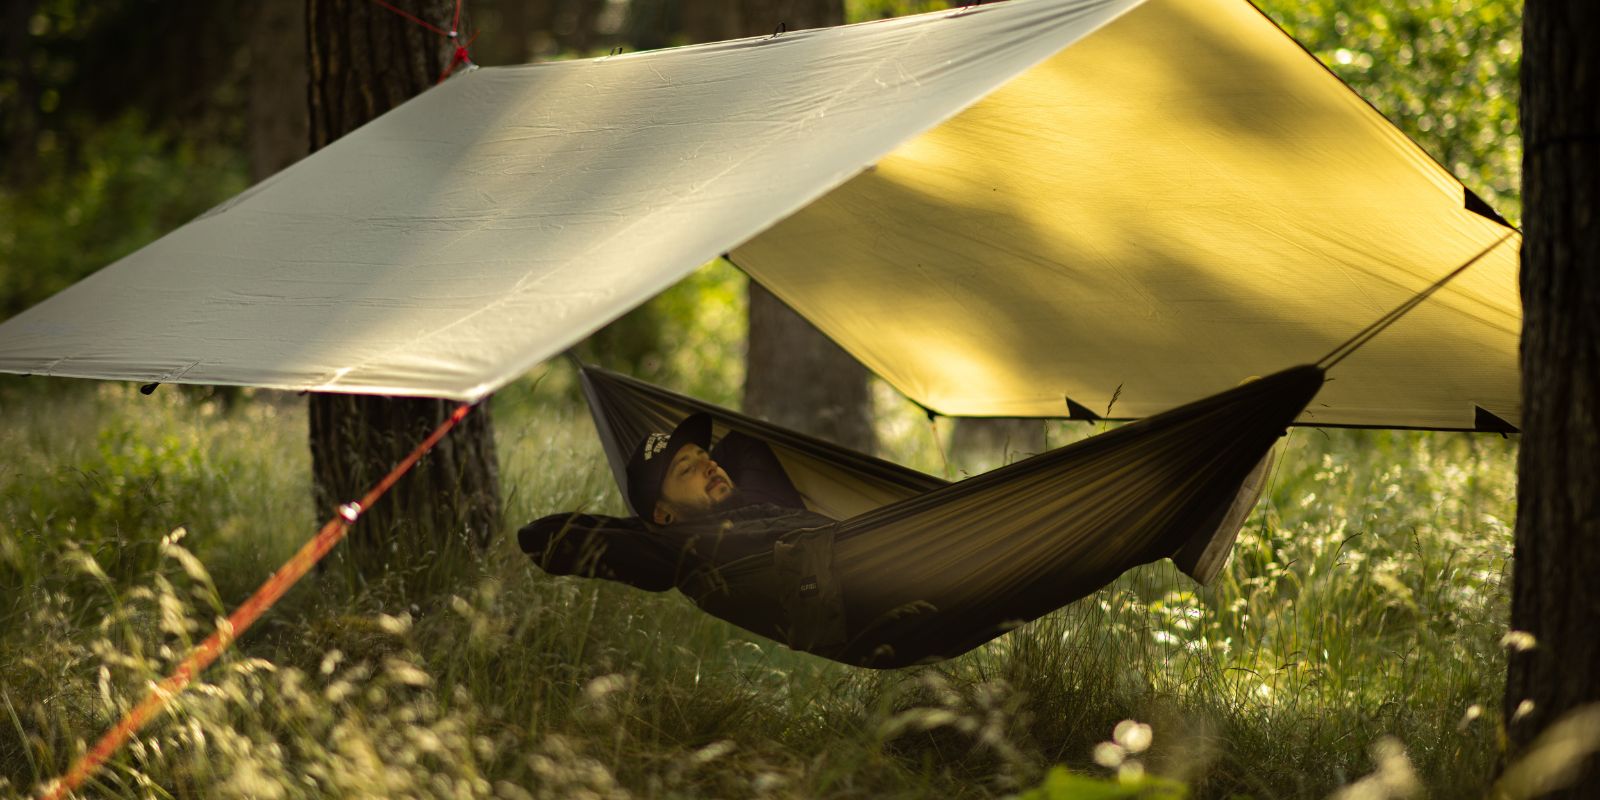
<box><xmin>305</xmin><ymin>0</ymin><xmax>501</xmax><ymax>569</ymax></box>
<box><xmin>1504</xmin><ymin>0</ymin><xmax>1600</xmax><ymax>788</ymax></box>
<box><xmin>680</xmin><ymin>0</ymin><xmax>871</xmax><ymax>451</ymax></box>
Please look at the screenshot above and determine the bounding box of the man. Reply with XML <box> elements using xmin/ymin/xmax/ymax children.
<box><xmin>516</xmin><ymin>405</ymin><xmax>1286</xmax><ymax>667</ymax></box>
<box><xmin>626</xmin><ymin>412</ymin><xmax>807</xmax><ymax>525</ymax></box>
<box><xmin>517</xmin><ymin>413</ymin><xmax>830</xmax><ymax>592</ymax></box>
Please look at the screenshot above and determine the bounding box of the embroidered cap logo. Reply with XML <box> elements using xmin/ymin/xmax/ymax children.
<box><xmin>643</xmin><ymin>432</ymin><xmax>670</xmax><ymax>461</ymax></box>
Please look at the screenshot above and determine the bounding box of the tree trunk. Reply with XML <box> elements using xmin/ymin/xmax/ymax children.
<box><xmin>305</xmin><ymin>0</ymin><xmax>501</xmax><ymax>570</ymax></box>
<box><xmin>1504</xmin><ymin>0</ymin><xmax>1600</xmax><ymax>788</ymax></box>
<box><xmin>681</xmin><ymin>0</ymin><xmax>872</xmax><ymax>452</ymax></box>
<box><xmin>249</xmin><ymin>1</ymin><xmax>309</xmax><ymax>183</ymax></box>
<box><xmin>744</xmin><ymin>286</ymin><xmax>877</xmax><ymax>449</ymax></box>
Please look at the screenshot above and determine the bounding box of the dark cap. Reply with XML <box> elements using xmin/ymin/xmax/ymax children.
<box><xmin>625</xmin><ymin>412</ymin><xmax>713</xmax><ymax>517</ymax></box>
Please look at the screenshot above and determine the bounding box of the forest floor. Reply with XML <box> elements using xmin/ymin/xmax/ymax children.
<box><xmin>0</xmin><ymin>365</ymin><xmax>1521</xmax><ymax>798</ymax></box>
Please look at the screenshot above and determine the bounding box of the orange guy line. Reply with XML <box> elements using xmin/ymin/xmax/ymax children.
<box><xmin>41</xmin><ymin>402</ymin><xmax>475</xmax><ymax>800</ymax></box>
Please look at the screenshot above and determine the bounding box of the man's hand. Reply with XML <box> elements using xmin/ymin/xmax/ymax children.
<box><xmin>515</xmin><ymin>512</ymin><xmax>675</xmax><ymax>591</ymax></box>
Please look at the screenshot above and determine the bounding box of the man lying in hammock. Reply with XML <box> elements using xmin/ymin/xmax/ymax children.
<box><xmin>518</xmin><ymin>365</ymin><xmax>1315</xmax><ymax>668</ymax></box>
<box><xmin>518</xmin><ymin>412</ymin><xmax>838</xmax><ymax>592</ymax></box>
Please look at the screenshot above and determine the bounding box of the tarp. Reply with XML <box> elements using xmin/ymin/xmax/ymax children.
<box><xmin>0</xmin><ymin>0</ymin><xmax>1519</xmax><ymax>429</ymax></box>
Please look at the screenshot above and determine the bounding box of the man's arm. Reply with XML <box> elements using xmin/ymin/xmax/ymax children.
<box><xmin>517</xmin><ymin>513</ymin><xmax>682</xmax><ymax>592</ymax></box>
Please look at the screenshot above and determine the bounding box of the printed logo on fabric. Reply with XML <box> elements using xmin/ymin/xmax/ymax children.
<box><xmin>644</xmin><ymin>432</ymin><xmax>670</xmax><ymax>461</ymax></box>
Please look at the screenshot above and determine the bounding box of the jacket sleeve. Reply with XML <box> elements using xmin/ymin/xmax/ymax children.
<box><xmin>516</xmin><ymin>513</ymin><xmax>683</xmax><ymax>592</ymax></box>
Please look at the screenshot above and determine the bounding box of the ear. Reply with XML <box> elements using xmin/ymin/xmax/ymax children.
<box><xmin>652</xmin><ymin>502</ymin><xmax>673</xmax><ymax>526</ymax></box>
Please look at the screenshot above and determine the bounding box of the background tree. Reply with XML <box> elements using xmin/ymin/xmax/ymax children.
<box><xmin>306</xmin><ymin>0</ymin><xmax>501</xmax><ymax>571</ymax></box>
<box><xmin>248</xmin><ymin>2</ymin><xmax>309</xmax><ymax>183</ymax></box>
<box><xmin>0</xmin><ymin>0</ymin><xmax>252</xmax><ymax>320</ymax></box>
<box><xmin>1504</xmin><ymin>0</ymin><xmax>1600</xmax><ymax>788</ymax></box>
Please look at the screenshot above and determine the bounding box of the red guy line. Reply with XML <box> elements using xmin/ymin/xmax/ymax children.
<box><xmin>367</xmin><ymin>0</ymin><xmax>476</xmax><ymax>84</ymax></box>
<box><xmin>40</xmin><ymin>402</ymin><xmax>477</xmax><ymax>800</ymax></box>
<box><xmin>369</xmin><ymin>0</ymin><xmax>451</xmax><ymax>36</ymax></box>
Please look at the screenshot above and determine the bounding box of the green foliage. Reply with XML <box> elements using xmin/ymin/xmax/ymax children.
<box><xmin>0</xmin><ymin>113</ymin><xmax>247</xmax><ymax>320</ymax></box>
<box><xmin>1</xmin><ymin>0</ymin><xmax>250</xmax><ymax>164</ymax></box>
<box><xmin>1021</xmin><ymin>767</ymin><xmax>1188</xmax><ymax>800</ymax></box>
<box><xmin>0</xmin><ymin>381</ymin><xmax>307</xmax><ymax>600</ymax></box>
<box><xmin>847</xmin><ymin>0</ymin><xmax>951</xmax><ymax>23</ymax></box>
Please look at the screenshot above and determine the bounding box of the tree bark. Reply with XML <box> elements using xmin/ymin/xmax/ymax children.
<box><xmin>681</xmin><ymin>0</ymin><xmax>872</xmax><ymax>452</ymax></box>
<box><xmin>744</xmin><ymin>285</ymin><xmax>877</xmax><ymax>449</ymax></box>
<box><xmin>305</xmin><ymin>0</ymin><xmax>501</xmax><ymax>569</ymax></box>
<box><xmin>1505</xmin><ymin>0</ymin><xmax>1600</xmax><ymax>788</ymax></box>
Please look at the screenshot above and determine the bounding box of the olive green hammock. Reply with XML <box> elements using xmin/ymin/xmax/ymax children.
<box><xmin>527</xmin><ymin>362</ymin><xmax>1322</xmax><ymax>668</ymax></box>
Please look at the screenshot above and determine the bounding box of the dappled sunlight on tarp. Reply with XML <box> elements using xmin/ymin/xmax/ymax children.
<box><xmin>0</xmin><ymin>0</ymin><xmax>1142</xmax><ymax>401</ymax></box>
<box><xmin>733</xmin><ymin>0</ymin><xmax>1519</xmax><ymax>429</ymax></box>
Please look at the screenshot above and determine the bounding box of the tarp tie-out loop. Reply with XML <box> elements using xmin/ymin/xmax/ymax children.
<box><xmin>366</xmin><ymin>0</ymin><xmax>475</xmax><ymax>83</ymax></box>
<box><xmin>770</xmin><ymin>22</ymin><xmax>787</xmax><ymax>39</ymax></box>
<box><xmin>39</xmin><ymin>401</ymin><xmax>478</xmax><ymax>800</ymax></box>
<box><xmin>439</xmin><ymin>38</ymin><xmax>478</xmax><ymax>84</ymax></box>
<box><xmin>1316</xmin><ymin>232</ymin><xmax>1516</xmax><ymax>372</ymax></box>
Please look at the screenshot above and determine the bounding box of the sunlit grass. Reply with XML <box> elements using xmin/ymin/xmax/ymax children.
<box><xmin>1</xmin><ymin>368</ymin><xmax>1520</xmax><ymax>798</ymax></box>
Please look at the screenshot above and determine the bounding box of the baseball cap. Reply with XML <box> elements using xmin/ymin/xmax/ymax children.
<box><xmin>624</xmin><ymin>412</ymin><xmax>713</xmax><ymax>517</ymax></box>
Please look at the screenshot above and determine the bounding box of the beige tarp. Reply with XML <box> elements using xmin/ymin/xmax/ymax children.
<box><xmin>0</xmin><ymin>0</ymin><xmax>1519</xmax><ymax>429</ymax></box>
<box><xmin>732</xmin><ymin>0</ymin><xmax>1519</xmax><ymax>428</ymax></box>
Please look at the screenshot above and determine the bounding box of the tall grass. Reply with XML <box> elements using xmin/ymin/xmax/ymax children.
<box><xmin>1</xmin><ymin>369</ymin><xmax>1519</xmax><ymax>798</ymax></box>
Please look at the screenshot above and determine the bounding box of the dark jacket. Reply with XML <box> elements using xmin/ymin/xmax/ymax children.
<box><xmin>516</xmin><ymin>503</ymin><xmax>836</xmax><ymax>594</ymax></box>
<box><xmin>517</xmin><ymin>431</ymin><xmax>819</xmax><ymax>591</ymax></box>
<box><xmin>518</xmin><ymin>433</ymin><xmax>852</xmax><ymax>653</ymax></box>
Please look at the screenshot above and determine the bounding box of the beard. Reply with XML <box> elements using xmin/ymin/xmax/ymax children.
<box><xmin>662</xmin><ymin>487</ymin><xmax>743</xmax><ymax>525</ymax></box>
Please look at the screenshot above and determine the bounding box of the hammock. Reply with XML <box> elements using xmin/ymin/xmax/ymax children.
<box><xmin>529</xmin><ymin>363</ymin><xmax>1323</xmax><ymax>668</ymax></box>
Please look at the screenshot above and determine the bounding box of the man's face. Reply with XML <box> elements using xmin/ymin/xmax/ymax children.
<box><xmin>654</xmin><ymin>443</ymin><xmax>735</xmax><ymax>523</ymax></box>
